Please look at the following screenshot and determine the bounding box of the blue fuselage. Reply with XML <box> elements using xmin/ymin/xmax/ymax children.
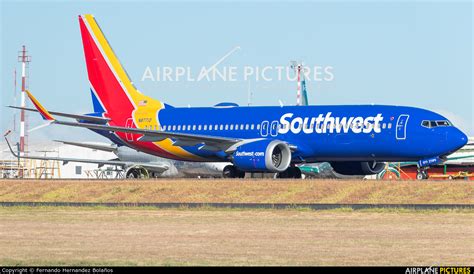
<box><xmin>156</xmin><ymin>104</ymin><xmax>467</xmax><ymax>162</ymax></box>
<box><xmin>91</xmin><ymin>104</ymin><xmax>467</xmax><ymax>164</ymax></box>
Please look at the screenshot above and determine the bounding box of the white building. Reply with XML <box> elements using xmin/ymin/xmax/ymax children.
<box><xmin>0</xmin><ymin>141</ymin><xmax>117</xmax><ymax>179</ymax></box>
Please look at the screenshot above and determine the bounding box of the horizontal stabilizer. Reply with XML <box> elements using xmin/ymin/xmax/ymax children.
<box><xmin>54</xmin><ymin>140</ymin><xmax>118</xmax><ymax>153</ymax></box>
<box><xmin>9</xmin><ymin>106</ymin><xmax>109</xmax><ymax>124</ymax></box>
<box><xmin>4</xmin><ymin>137</ymin><xmax>168</xmax><ymax>173</ymax></box>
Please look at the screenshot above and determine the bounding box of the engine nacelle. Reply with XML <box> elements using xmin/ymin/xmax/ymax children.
<box><xmin>329</xmin><ymin>161</ymin><xmax>386</xmax><ymax>175</ymax></box>
<box><xmin>232</xmin><ymin>140</ymin><xmax>291</xmax><ymax>172</ymax></box>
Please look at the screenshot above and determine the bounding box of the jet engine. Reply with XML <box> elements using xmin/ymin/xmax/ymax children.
<box><xmin>329</xmin><ymin>161</ymin><xmax>386</xmax><ymax>175</ymax></box>
<box><xmin>232</xmin><ymin>140</ymin><xmax>291</xmax><ymax>172</ymax></box>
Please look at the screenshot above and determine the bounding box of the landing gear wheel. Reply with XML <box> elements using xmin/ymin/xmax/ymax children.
<box><xmin>237</xmin><ymin>170</ymin><xmax>246</xmax><ymax>178</ymax></box>
<box><xmin>293</xmin><ymin>167</ymin><xmax>302</xmax><ymax>179</ymax></box>
<box><xmin>277</xmin><ymin>169</ymin><xmax>289</xmax><ymax>179</ymax></box>
<box><xmin>223</xmin><ymin>165</ymin><xmax>237</xmax><ymax>178</ymax></box>
<box><xmin>416</xmin><ymin>170</ymin><xmax>428</xmax><ymax>180</ymax></box>
<box><xmin>127</xmin><ymin>169</ymin><xmax>140</xmax><ymax>179</ymax></box>
<box><xmin>277</xmin><ymin>167</ymin><xmax>302</xmax><ymax>179</ymax></box>
<box><xmin>416</xmin><ymin>172</ymin><xmax>424</xmax><ymax>180</ymax></box>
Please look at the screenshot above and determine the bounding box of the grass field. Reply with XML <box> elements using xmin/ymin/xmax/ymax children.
<box><xmin>0</xmin><ymin>207</ymin><xmax>472</xmax><ymax>266</ymax></box>
<box><xmin>1</xmin><ymin>179</ymin><xmax>472</xmax><ymax>266</ymax></box>
<box><xmin>0</xmin><ymin>179</ymin><xmax>473</xmax><ymax>204</ymax></box>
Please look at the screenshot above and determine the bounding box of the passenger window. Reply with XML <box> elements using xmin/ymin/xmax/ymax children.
<box><xmin>257</xmin><ymin>124</ymin><xmax>261</xmax><ymax>130</ymax></box>
<box><xmin>225</xmin><ymin>125</ymin><xmax>229</xmax><ymax>130</ymax></box>
<box><xmin>387</xmin><ymin>123</ymin><xmax>392</xmax><ymax>129</ymax></box>
<box><xmin>245</xmin><ymin>124</ymin><xmax>249</xmax><ymax>130</ymax></box>
<box><xmin>230</xmin><ymin>125</ymin><xmax>234</xmax><ymax>130</ymax></box>
<box><xmin>251</xmin><ymin>124</ymin><xmax>255</xmax><ymax>130</ymax></box>
<box><xmin>198</xmin><ymin>125</ymin><xmax>202</xmax><ymax>130</ymax></box>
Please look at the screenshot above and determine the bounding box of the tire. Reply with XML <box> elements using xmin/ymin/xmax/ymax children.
<box><xmin>127</xmin><ymin>169</ymin><xmax>140</xmax><ymax>179</ymax></box>
<box><xmin>237</xmin><ymin>170</ymin><xmax>246</xmax><ymax>178</ymax></box>
<box><xmin>277</xmin><ymin>169</ymin><xmax>289</xmax><ymax>179</ymax></box>
<box><xmin>293</xmin><ymin>167</ymin><xmax>302</xmax><ymax>179</ymax></box>
<box><xmin>416</xmin><ymin>172</ymin><xmax>424</xmax><ymax>180</ymax></box>
<box><xmin>223</xmin><ymin>165</ymin><xmax>237</xmax><ymax>178</ymax></box>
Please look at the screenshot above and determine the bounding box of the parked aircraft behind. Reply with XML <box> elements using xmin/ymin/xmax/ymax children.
<box><xmin>17</xmin><ymin>14</ymin><xmax>468</xmax><ymax>179</ymax></box>
<box><xmin>55</xmin><ymin>140</ymin><xmax>226</xmax><ymax>178</ymax></box>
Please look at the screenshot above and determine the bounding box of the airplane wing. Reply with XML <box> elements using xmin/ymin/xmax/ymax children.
<box><xmin>54</xmin><ymin>140</ymin><xmax>118</xmax><ymax>153</ymax></box>
<box><xmin>4</xmin><ymin>136</ymin><xmax>168</xmax><ymax>172</ymax></box>
<box><xmin>8</xmin><ymin>106</ymin><xmax>110</xmax><ymax>124</ymax></box>
<box><xmin>24</xmin><ymin>90</ymin><xmax>250</xmax><ymax>153</ymax></box>
<box><xmin>55</xmin><ymin>120</ymin><xmax>243</xmax><ymax>152</ymax></box>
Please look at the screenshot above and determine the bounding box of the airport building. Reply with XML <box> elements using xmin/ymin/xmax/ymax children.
<box><xmin>0</xmin><ymin>142</ymin><xmax>118</xmax><ymax>179</ymax></box>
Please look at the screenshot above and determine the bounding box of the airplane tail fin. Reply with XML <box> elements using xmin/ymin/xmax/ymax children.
<box><xmin>78</xmin><ymin>15</ymin><xmax>162</xmax><ymax>125</ymax></box>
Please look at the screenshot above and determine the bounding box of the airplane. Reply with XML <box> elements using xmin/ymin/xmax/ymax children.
<box><xmin>15</xmin><ymin>14</ymin><xmax>468</xmax><ymax>179</ymax></box>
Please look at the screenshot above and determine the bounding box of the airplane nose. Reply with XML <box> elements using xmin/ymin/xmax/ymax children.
<box><xmin>449</xmin><ymin>128</ymin><xmax>468</xmax><ymax>152</ymax></box>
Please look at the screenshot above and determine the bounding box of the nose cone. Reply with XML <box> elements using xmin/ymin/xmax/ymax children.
<box><xmin>448</xmin><ymin>128</ymin><xmax>468</xmax><ymax>152</ymax></box>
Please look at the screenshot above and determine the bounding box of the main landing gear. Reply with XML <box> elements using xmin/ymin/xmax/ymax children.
<box><xmin>276</xmin><ymin>166</ymin><xmax>302</xmax><ymax>179</ymax></box>
<box><xmin>223</xmin><ymin>165</ymin><xmax>245</xmax><ymax>178</ymax></box>
<box><xmin>222</xmin><ymin>165</ymin><xmax>303</xmax><ymax>179</ymax></box>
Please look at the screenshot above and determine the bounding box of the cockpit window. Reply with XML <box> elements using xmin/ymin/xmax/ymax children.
<box><xmin>436</xmin><ymin>120</ymin><xmax>451</xmax><ymax>127</ymax></box>
<box><xmin>421</xmin><ymin>120</ymin><xmax>452</xmax><ymax>128</ymax></box>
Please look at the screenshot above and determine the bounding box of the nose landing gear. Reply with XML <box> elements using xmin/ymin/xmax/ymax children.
<box><xmin>416</xmin><ymin>167</ymin><xmax>429</xmax><ymax>180</ymax></box>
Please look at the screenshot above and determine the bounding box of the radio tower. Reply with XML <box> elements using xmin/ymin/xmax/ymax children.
<box><xmin>13</xmin><ymin>68</ymin><xmax>17</xmax><ymax>133</ymax></box>
<box><xmin>290</xmin><ymin>61</ymin><xmax>303</xmax><ymax>106</ymax></box>
<box><xmin>18</xmin><ymin>45</ymin><xmax>31</xmax><ymax>161</ymax></box>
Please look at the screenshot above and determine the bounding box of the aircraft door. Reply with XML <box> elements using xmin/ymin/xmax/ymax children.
<box><xmin>396</xmin><ymin>114</ymin><xmax>409</xmax><ymax>140</ymax></box>
<box><xmin>270</xmin><ymin>121</ymin><xmax>279</xmax><ymax>137</ymax></box>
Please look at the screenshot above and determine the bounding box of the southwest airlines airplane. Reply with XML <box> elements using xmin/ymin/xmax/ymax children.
<box><xmin>21</xmin><ymin>15</ymin><xmax>468</xmax><ymax>179</ymax></box>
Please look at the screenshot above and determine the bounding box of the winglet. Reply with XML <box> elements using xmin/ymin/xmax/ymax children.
<box><xmin>25</xmin><ymin>90</ymin><xmax>55</xmax><ymax>121</ymax></box>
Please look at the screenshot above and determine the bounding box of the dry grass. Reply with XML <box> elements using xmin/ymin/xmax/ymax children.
<box><xmin>0</xmin><ymin>207</ymin><xmax>472</xmax><ymax>266</ymax></box>
<box><xmin>0</xmin><ymin>179</ymin><xmax>472</xmax><ymax>204</ymax></box>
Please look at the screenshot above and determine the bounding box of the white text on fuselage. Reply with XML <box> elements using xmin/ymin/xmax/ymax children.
<box><xmin>278</xmin><ymin>112</ymin><xmax>384</xmax><ymax>134</ymax></box>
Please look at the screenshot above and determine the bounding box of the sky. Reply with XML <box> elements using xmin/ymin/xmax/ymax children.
<box><xmin>0</xmin><ymin>0</ymin><xmax>472</xmax><ymax>145</ymax></box>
